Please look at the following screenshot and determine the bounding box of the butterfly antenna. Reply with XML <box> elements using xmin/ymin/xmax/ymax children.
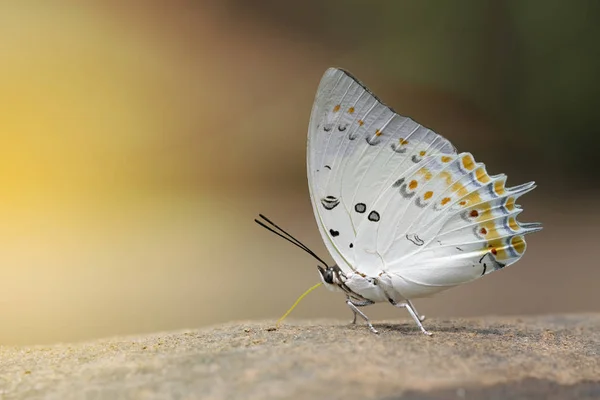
<box><xmin>257</xmin><ymin>214</ymin><xmax>313</xmax><ymax>252</ymax></box>
<box><xmin>255</xmin><ymin>214</ymin><xmax>329</xmax><ymax>266</ymax></box>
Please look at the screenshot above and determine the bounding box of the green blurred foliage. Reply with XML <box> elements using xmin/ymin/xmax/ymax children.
<box><xmin>232</xmin><ymin>0</ymin><xmax>600</xmax><ymax>184</ymax></box>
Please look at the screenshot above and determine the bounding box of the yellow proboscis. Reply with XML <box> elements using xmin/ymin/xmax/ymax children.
<box><xmin>275</xmin><ymin>282</ymin><xmax>323</xmax><ymax>328</ymax></box>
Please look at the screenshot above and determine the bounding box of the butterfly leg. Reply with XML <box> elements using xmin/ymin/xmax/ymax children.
<box><xmin>346</xmin><ymin>299</ymin><xmax>378</xmax><ymax>334</ymax></box>
<box><xmin>404</xmin><ymin>301</ymin><xmax>432</xmax><ymax>336</ymax></box>
<box><xmin>390</xmin><ymin>300</ymin><xmax>432</xmax><ymax>336</ymax></box>
<box><xmin>407</xmin><ymin>299</ymin><xmax>426</xmax><ymax>322</ymax></box>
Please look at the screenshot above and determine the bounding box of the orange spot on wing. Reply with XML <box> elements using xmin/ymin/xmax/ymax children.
<box><xmin>424</xmin><ymin>191</ymin><xmax>433</xmax><ymax>200</ymax></box>
<box><xmin>441</xmin><ymin>197</ymin><xmax>451</xmax><ymax>206</ymax></box>
<box><xmin>333</xmin><ymin>104</ymin><xmax>340</xmax><ymax>112</ymax></box>
<box><xmin>348</xmin><ymin>107</ymin><xmax>355</xmax><ymax>114</ymax></box>
<box><xmin>358</xmin><ymin>120</ymin><xmax>364</xmax><ymax>126</ymax></box>
<box><xmin>459</xmin><ymin>200</ymin><xmax>467</xmax><ymax>206</ymax></box>
<box><xmin>441</xmin><ymin>156</ymin><xmax>452</xmax><ymax>163</ymax></box>
<box><xmin>419</xmin><ymin>151</ymin><xmax>426</xmax><ymax>156</ymax></box>
<box><xmin>487</xmin><ymin>239</ymin><xmax>508</xmax><ymax>260</ymax></box>
<box><xmin>398</xmin><ymin>138</ymin><xmax>409</xmax><ymax>145</ymax></box>
<box><xmin>409</xmin><ymin>180</ymin><xmax>418</xmax><ymax>190</ymax></box>
<box><xmin>470</xmin><ymin>209</ymin><xmax>479</xmax><ymax>217</ymax></box>
<box><xmin>480</xmin><ymin>220</ymin><xmax>500</xmax><ymax>240</ymax></box>
<box><xmin>462</xmin><ymin>154</ymin><xmax>475</xmax><ymax>171</ymax></box>
<box><xmin>375</xmin><ymin>129</ymin><xmax>382</xmax><ymax>136</ymax></box>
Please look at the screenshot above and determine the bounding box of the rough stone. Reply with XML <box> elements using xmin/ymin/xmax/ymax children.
<box><xmin>1</xmin><ymin>314</ymin><xmax>598</xmax><ymax>399</ymax></box>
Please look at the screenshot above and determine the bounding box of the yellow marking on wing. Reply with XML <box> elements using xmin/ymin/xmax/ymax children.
<box><xmin>348</xmin><ymin>107</ymin><xmax>355</xmax><ymax>114</ymax></box>
<box><xmin>480</xmin><ymin>219</ymin><xmax>501</xmax><ymax>240</ymax></box>
<box><xmin>419</xmin><ymin>150</ymin><xmax>426</xmax><ymax>156</ymax></box>
<box><xmin>417</xmin><ymin>167</ymin><xmax>432</xmax><ymax>181</ymax></box>
<box><xmin>494</xmin><ymin>179</ymin><xmax>506</xmax><ymax>195</ymax></box>
<box><xmin>375</xmin><ymin>129</ymin><xmax>382</xmax><ymax>137</ymax></box>
<box><xmin>505</xmin><ymin>196</ymin><xmax>516</xmax><ymax>211</ymax></box>
<box><xmin>508</xmin><ymin>217</ymin><xmax>520</xmax><ymax>231</ymax></box>
<box><xmin>475</xmin><ymin>167</ymin><xmax>491</xmax><ymax>184</ymax></box>
<box><xmin>441</xmin><ymin>156</ymin><xmax>453</xmax><ymax>163</ymax></box>
<box><xmin>451</xmin><ymin>182</ymin><xmax>469</xmax><ymax>197</ymax></box>
<box><xmin>398</xmin><ymin>138</ymin><xmax>409</xmax><ymax>145</ymax></box>
<box><xmin>462</xmin><ymin>154</ymin><xmax>475</xmax><ymax>171</ymax></box>
<box><xmin>487</xmin><ymin>239</ymin><xmax>509</xmax><ymax>261</ymax></box>
<box><xmin>475</xmin><ymin>202</ymin><xmax>492</xmax><ymax>220</ymax></box>
<box><xmin>409</xmin><ymin>180</ymin><xmax>418</xmax><ymax>190</ymax></box>
<box><xmin>424</xmin><ymin>191</ymin><xmax>433</xmax><ymax>200</ymax></box>
<box><xmin>439</xmin><ymin>171</ymin><xmax>453</xmax><ymax>185</ymax></box>
<box><xmin>460</xmin><ymin>191</ymin><xmax>483</xmax><ymax>207</ymax></box>
<box><xmin>358</xmin><ymin>119</ymin><xmax>365</xmax><ymax>126</ymax></box>
<box><xmin>511</xmin><ymin>235</ymin><xmax>526</xmax><ymax>254</ymax></box>
<box><xmin>441</xmin><ymin>197</ymin><xmax>452</xmax><ymax>206</ymax></box>
<box><xmin>333</xmin><ymin>104</ymin><xmax>340</xmax><ymax>112</ymax></box>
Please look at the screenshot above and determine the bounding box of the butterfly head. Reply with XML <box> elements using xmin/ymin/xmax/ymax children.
<box><xmin>317</xmin><ymin>264</ymin><xmax>346</xmax><ymax>289</ymax></box>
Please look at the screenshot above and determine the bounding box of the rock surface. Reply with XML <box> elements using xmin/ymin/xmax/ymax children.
<box><xmin>1</xmin><ymin>314</ymin><xmax>599</xmax><ymax>399</ymax></box>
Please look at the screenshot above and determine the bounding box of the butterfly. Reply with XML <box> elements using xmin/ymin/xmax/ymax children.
<box><xmin>257</xmin><ymin>68</ymin><xmax>541</xmax><ymax>335</ymax></box>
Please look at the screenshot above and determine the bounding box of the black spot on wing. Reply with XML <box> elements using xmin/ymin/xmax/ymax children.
<box><xmin>366</xmin><ymin>134</ymin><xmax>382</xmax><ymax>146</ymax></box>
<box><xmin>415</xmin><ymin>196</ymin><xmax>429</xmax><ymax>208</ymax></box>
<box><xmin>392</xmin><ymin>178</ymin><xmax>405</xmax><ymax>188</ymax></box>
<box><xmin>406</xmin><ymin>233</ymin><xmax>424</xmax><ymax>246</ymax></box>
<box><xmin>329</xmin><ymin>229</ymin><xmax>340</xmax><ymax>237</ymax></box>
<box><xmin>391</xmin><ymin>142</ymin><xmax>407</xmax><ymax>153</ymax></box>
<box><xmin>324</xmin><ymin>165</ymin><xmax>331</xmax><ymax>170</ymax></box>
<box><xmin>368</xmin><ymin>211</ymin><xmax>380</xmax><ymax>222</ymax></box>
<box><xmin>399</xmin><ymin>183</ymin><xmax>416</xmax><ymax>199</ymax></box>
<box><xmin>321</xmin><ymin>196</ymin><xmax>340</xmax><ymax>210</ymax></box>
<box><xmin>354</xmin><ymin>203</ymin><xmax>366</xmax><ymax>213</ymax></box>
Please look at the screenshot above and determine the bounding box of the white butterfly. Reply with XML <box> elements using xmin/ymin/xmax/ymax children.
<box><xmin>258</xmin><ymin>68</ymin><xmax>541</xmax><ymax>335</ymax></box>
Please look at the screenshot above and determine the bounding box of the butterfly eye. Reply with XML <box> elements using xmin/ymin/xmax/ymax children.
<box><xmin>319</xmin><ymin>267</ymin><xmax>334</xmax><ymax>284</ymax></box>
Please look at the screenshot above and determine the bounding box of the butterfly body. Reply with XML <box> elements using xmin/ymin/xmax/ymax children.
<box><xmin>306</xmin><ymin>68</ymin><xmax>541</xmax><ymax>334</ymax></box>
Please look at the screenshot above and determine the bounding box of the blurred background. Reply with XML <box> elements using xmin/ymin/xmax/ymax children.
<box><xmin>1</xmin><ymin>1</ymin><xmax>598</xmax><ymax>345</ymax></box>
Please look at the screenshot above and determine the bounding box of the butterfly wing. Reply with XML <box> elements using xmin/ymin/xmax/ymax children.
<box><xmin>307</xmin><ymin>68</ymin><xmax>456</xmax><ymax>274</ymax></box>
<box><xmin>376</xmin><ymin>154</ymin><xmax>542</xmax><ymax>298</ymax></box>
<box><xmin>308</xmin><ymin>68</ymin><xmax>541</xmax><ymax>298</ymax></box>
